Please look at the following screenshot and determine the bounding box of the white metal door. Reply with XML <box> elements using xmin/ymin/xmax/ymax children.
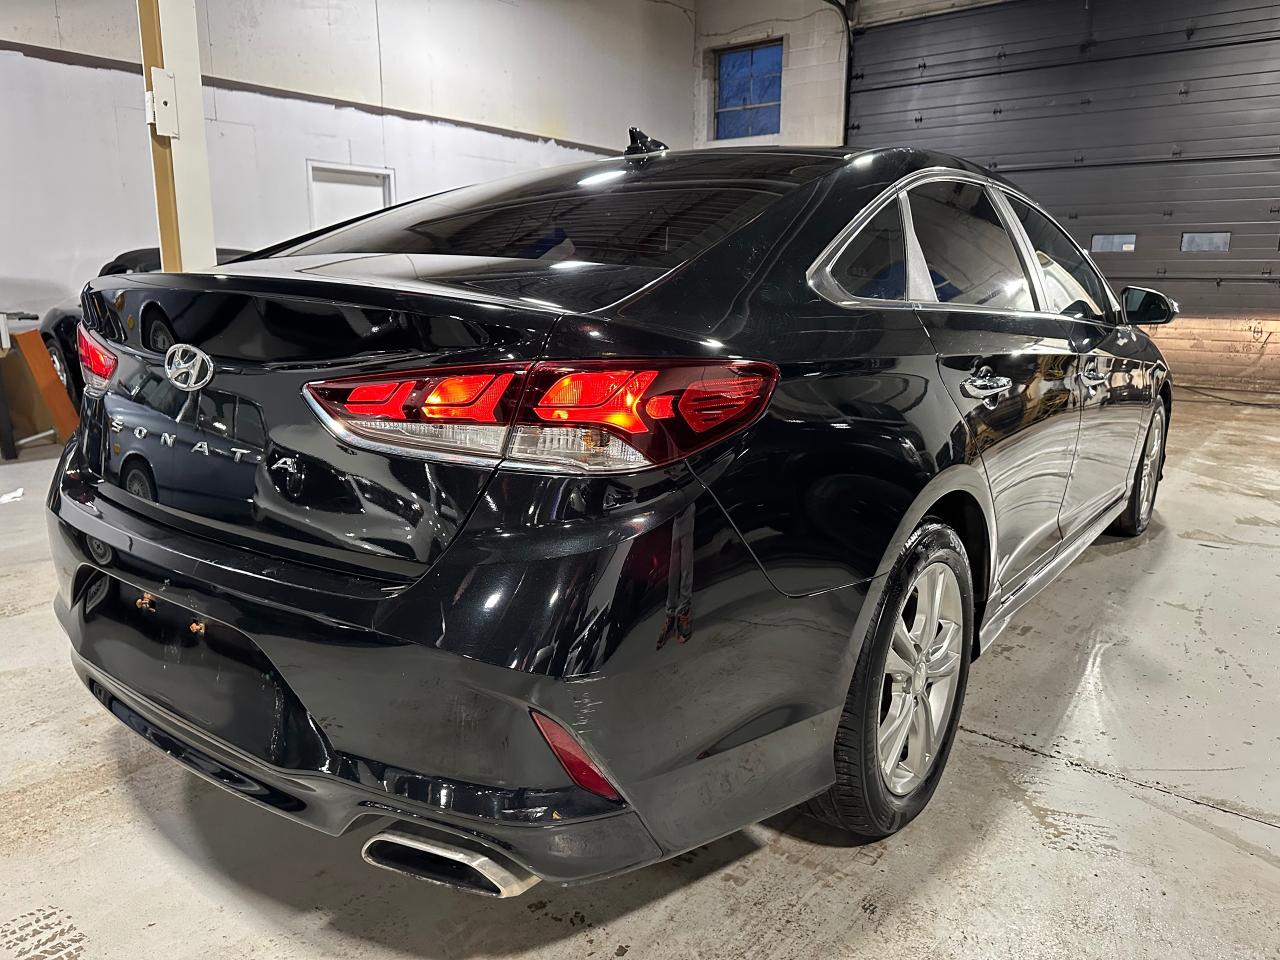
<box><xmin>307</xmin><ymin>163</ymin><xmax>394</xmax><ymax>228</ymax></box>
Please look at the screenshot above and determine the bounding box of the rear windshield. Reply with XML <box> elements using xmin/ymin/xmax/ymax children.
<box><xmin>279</xmin><ymin>154</ymin><xmax>839</xmax><ymax>269</ymax></box>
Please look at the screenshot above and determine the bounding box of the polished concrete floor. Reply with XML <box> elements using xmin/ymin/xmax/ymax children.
<box><xmin>2</xmin><ymin>391</ymin><xmax>1278</xmax><ymax>959</ymax></box>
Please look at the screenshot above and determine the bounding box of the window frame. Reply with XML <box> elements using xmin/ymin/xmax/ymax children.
<box><xmin>713</xmin><ymin>40</ymin><xmax>783</xmax><ymax>141</ymax></box>
<box><xmin>809</xmin><ymin>166</ymin><xmax>1122</xmax><ymax>325</ymax></box>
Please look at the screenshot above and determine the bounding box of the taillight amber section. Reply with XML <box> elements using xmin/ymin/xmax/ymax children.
<box><xmin>533</xmin><ymin>370</ymin><xmax>657</xmax><ymax>434</ymax></box>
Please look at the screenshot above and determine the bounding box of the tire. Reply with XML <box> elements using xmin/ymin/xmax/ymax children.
<box><xmin>46</xmin><ymin>338</ymin><xmax>79</xmax><ymax>404</ymax></box>
<box><xmin>1109</xmin><ymin>402</ymin><xmax>1167</xmax><ymax>538</ymax></box>
<box><xmin>805</xmin><ymin>521</ymin><xmax>973</xmax><ymax>838</ymax></box>
<box><xmin>121</xmin><ymin>461</ymin><xmax>157</xmax><ymax>502</ymax></box>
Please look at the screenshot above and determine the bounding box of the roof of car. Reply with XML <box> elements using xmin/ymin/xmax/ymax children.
<box><xmin>650</xmin><ymin>144</ymin><xmax>971</xmax><ymax>165</ymax></box>
<box><xmin>627</xmin><ymin>145</ymin><xmax>995</xmax><ymax>183</ymax></box>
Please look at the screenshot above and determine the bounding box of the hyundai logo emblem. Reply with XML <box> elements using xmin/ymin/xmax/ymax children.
<box><xmin>164</xmin><ymin>343</ymin><xmax>214</xmax><ymax>392</ymax></box>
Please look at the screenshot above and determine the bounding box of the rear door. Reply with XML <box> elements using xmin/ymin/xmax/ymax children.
<box><xmin>1000</xmin><ymin>194</ymin><xmax>1148</xmax><ymax>541</ymax></box>
<box><xmin>906</xmin><ymin>176</ymin><xmax>1080</xmax><ymax>594</ymax></box>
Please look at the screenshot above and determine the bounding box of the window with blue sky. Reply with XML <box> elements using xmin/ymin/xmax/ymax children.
<box><xmin>715</xmin><ymin>41</ymin><xmax>782</xmax><ymax>140</ymax></box>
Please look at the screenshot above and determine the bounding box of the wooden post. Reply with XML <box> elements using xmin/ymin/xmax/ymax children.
<box><xmin>137</xmin><ymin>0</ymin><xmax>183</xmax><ymax>272</ymax></box>
<box><xmin>136</xmin><ymin>0</ymin><xmax>216</xmax><ymax>273</ymax></box>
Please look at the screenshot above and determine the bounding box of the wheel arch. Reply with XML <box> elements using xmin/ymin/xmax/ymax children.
<box><xmin>117</xmin><ymin>451</ymin><xmax>156</xmax><ymax>489</ymax></box>
<box><xmin>870</xmin><ymin>463</ymin><xmax>997</xmax><ymax>661</ymax></box>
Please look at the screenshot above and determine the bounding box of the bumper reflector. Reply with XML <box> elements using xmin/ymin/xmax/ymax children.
<box><xmin>530</xmin><ymin>710</ymin><xmax>621</xmax><ymax>802</ymax></box>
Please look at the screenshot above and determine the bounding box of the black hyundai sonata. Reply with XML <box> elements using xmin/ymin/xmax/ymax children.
<box><xmin>48</xmin><ymin>144</ymin><xmax>1174</xmax><ymax>896</ymax></box>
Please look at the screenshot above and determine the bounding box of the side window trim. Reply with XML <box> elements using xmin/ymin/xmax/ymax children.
<box><xmin>810</xmin><ymin>166</ymin><xmax>1059</xmax><ymax>317</ymax></box>
<box><xmin>809</xmin><ymin>192</ymin><xmax>916</xmax><ymax>309</ymax></box>
<box><xmin>897</xmin><ymin>189</ymin><xmax>936</xmax><ymax>303</ymax></box>
<box><xmin>985</xmin><ymin>185</ymin><xmax>1049</xmax><ymax>313</ymax></box>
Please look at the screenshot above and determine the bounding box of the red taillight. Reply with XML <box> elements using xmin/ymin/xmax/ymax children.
<box><xmin>530</xmin><ymin>710</ymin><xmax>621</xmax><ymax>802</ymax></box>
<box><xmin>76</xmin><ymin>324</ymin><xmax>118</xmax><ymax>395</ymax></box>
<box><xmin>304</xmin><ymin>364</ymin><xmax>527</xmax><ymax>459</ymax></box>
<box><xmin>304</xmin><ymin>358</ymin><xmax>777</xmax><ymax>473</ymax></box>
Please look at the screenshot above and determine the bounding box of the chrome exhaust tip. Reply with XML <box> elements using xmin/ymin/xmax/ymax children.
<box><xmin>361</xmin><ymin>829</ymin><xmax>541</xmax><ymax>898</ymax></box>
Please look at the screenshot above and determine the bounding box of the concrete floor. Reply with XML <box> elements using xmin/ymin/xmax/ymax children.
<box><xmin>2</xmin><ymin>391</ymin><xmax>1278</xmax><ymax>960</ymax></box>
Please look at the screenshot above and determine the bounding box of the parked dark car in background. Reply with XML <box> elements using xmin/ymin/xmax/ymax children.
<box><xmin>48</xmin><ymin>145</ymin><xmax>1175</xmax><ymax>897</ymax></box>
<box><xmin>40</xmin><ymin>247</ymin><xmax>248</xmax><ymax>401</ymax></box>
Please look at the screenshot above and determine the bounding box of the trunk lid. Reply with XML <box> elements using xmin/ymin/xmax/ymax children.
<box><xmin>78</xmin><ymin>255</ymin><xmax>660</xmax><ymax>578</ymax></box>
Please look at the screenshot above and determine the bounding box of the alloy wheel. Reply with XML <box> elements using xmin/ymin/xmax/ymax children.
<box><xmin>47</xmin><ymin>346</ymin><xmax>67</xmax><ymax>386</ymax></box>
<box><xmin>1139</xmin><ymin>408</ymin><xmax>1164</xmax><ymax>525</ymax></box>
<box><xmin>878</xmin><ymin>561</ymin><xmax>964</xmax><ymax>796</ymax></box>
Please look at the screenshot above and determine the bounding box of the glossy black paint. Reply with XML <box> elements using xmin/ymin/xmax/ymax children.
<box><xmin>48</xmin><ymin>147</ymin><xmax>1171</xmax><ymax>886</ymax></box>
<box><xmin>39</xmin><ymin>247</ymin><xmax>249</xmax><ymax>400</ymax></box>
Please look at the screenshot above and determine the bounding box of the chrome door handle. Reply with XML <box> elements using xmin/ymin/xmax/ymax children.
<box><xmin>959</xmin><ymin>374</ymin><xmax>1012</xmax><ymax>399</ymax></box>
<box><xmin>1079</xmin><ymin>369</ymin><xmax>1108</xmax><ymax>386</ymax></box>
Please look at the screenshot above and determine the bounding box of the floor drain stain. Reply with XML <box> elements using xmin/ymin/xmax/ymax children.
<box><xmin>0</xmin><ymin>906</ymin><xmax>88</xmax><ymax>960</ymax></box>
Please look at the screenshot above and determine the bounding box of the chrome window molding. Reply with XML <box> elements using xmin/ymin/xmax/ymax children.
<box><xmin>808</xmin><ymin>165</ymin><xmax>1124</xmax><ymax>323</ymax></box>
<box><xmin>808</xmin><ymin>166</ymin><xmax>994</xmax><ymax>310</ymax></box>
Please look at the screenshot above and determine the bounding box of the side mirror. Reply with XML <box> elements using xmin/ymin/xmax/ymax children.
<box><xmin>1121</xmin><ymin>286</ymin><xmax>1179</xmax><ymax>325</ymax></box>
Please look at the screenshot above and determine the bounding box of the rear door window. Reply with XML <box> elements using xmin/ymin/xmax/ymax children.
<box><xmin>907</xmin><ymin>180</ymin><xmax>1034</xmax><ymax>312</ymax></box>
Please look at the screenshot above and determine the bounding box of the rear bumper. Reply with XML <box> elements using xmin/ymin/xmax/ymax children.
<box><xmin>48</xmin><ymin>435</ymin><xmax>867</xmax><ymax>883</ymax></box>
<box><xmin>69</xmin><ymin>647</ymin><xmax>661</xmax><ymax>884</ymax></box>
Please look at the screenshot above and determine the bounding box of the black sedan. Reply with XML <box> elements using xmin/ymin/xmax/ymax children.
<box><xmin>48</xmin><ymin>145</ymin><xmax>1174</xmax><ymax>896</ymax></box>
<box><xmin>39</xmin><ymin>246</ymin><xmax>248</xmax><ymax>401</ymax></box>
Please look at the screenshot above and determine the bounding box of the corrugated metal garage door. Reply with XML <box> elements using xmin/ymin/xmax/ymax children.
<box><xmin>846</xmin><ymin>0</ymin><xmax>1280</xmax><ymax>318</ymax></box>
<box><xmin>854</xmin><ymin>0</ymin><xmax>1007</xmax><ymax>27</ymax></box>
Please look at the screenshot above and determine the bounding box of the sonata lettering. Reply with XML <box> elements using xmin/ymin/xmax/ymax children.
<box><xmin>108</xmin><ymin>416</ymin><xmax>261</xmax><ymax>463</ymax></box>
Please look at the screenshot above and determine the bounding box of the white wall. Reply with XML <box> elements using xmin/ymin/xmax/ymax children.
<box><xmin>3</xmin><ymin>0</ymin><xmax>696</xmax><ymax>151</ymax></box>
<box><xmin>0</xmin><ymin>50</ymin><xmax>605</xmax><ymax>315</ymax></box>
<box><xmin>1</xmin><ymin>0</ymin><xmax>697</xmax><ymax>316</ymax></box>
<box><xmin>693</xmin><ymin>0</ymin><xmax>847</xmax><ymax>148</ymax></box>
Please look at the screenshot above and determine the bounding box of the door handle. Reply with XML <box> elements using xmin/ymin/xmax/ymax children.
<box><xmin>1079</xmin><ymin>369</ymin><xmax>1108</xmax><ymax>386</ymax></box>
<box><xmin>959</xmin><ymin>373</ymin><xmax>1013</xmax><ymax>400</ymax></box>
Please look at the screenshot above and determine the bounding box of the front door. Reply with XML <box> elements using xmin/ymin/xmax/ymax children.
<box><xmin>906</xmin><ymin>178</ymin><xmax>1080</xmax><ymax>593</ymax></box>
<box><xmin>1001</xmin><ymin>195</ymin><xmax>1148</xmax><ymax>541</ymax></box>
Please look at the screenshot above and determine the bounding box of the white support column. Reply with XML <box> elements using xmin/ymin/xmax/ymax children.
<box><xmin>137</xmin><ymin>0</ymin><xmax>216</xmax><ymax>273</ymax></box>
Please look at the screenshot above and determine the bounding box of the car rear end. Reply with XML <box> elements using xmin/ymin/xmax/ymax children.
<box><xmin>47</xmin><ymin>151</ymin><xmax>848</xmax><ymax>892</ymax></box>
